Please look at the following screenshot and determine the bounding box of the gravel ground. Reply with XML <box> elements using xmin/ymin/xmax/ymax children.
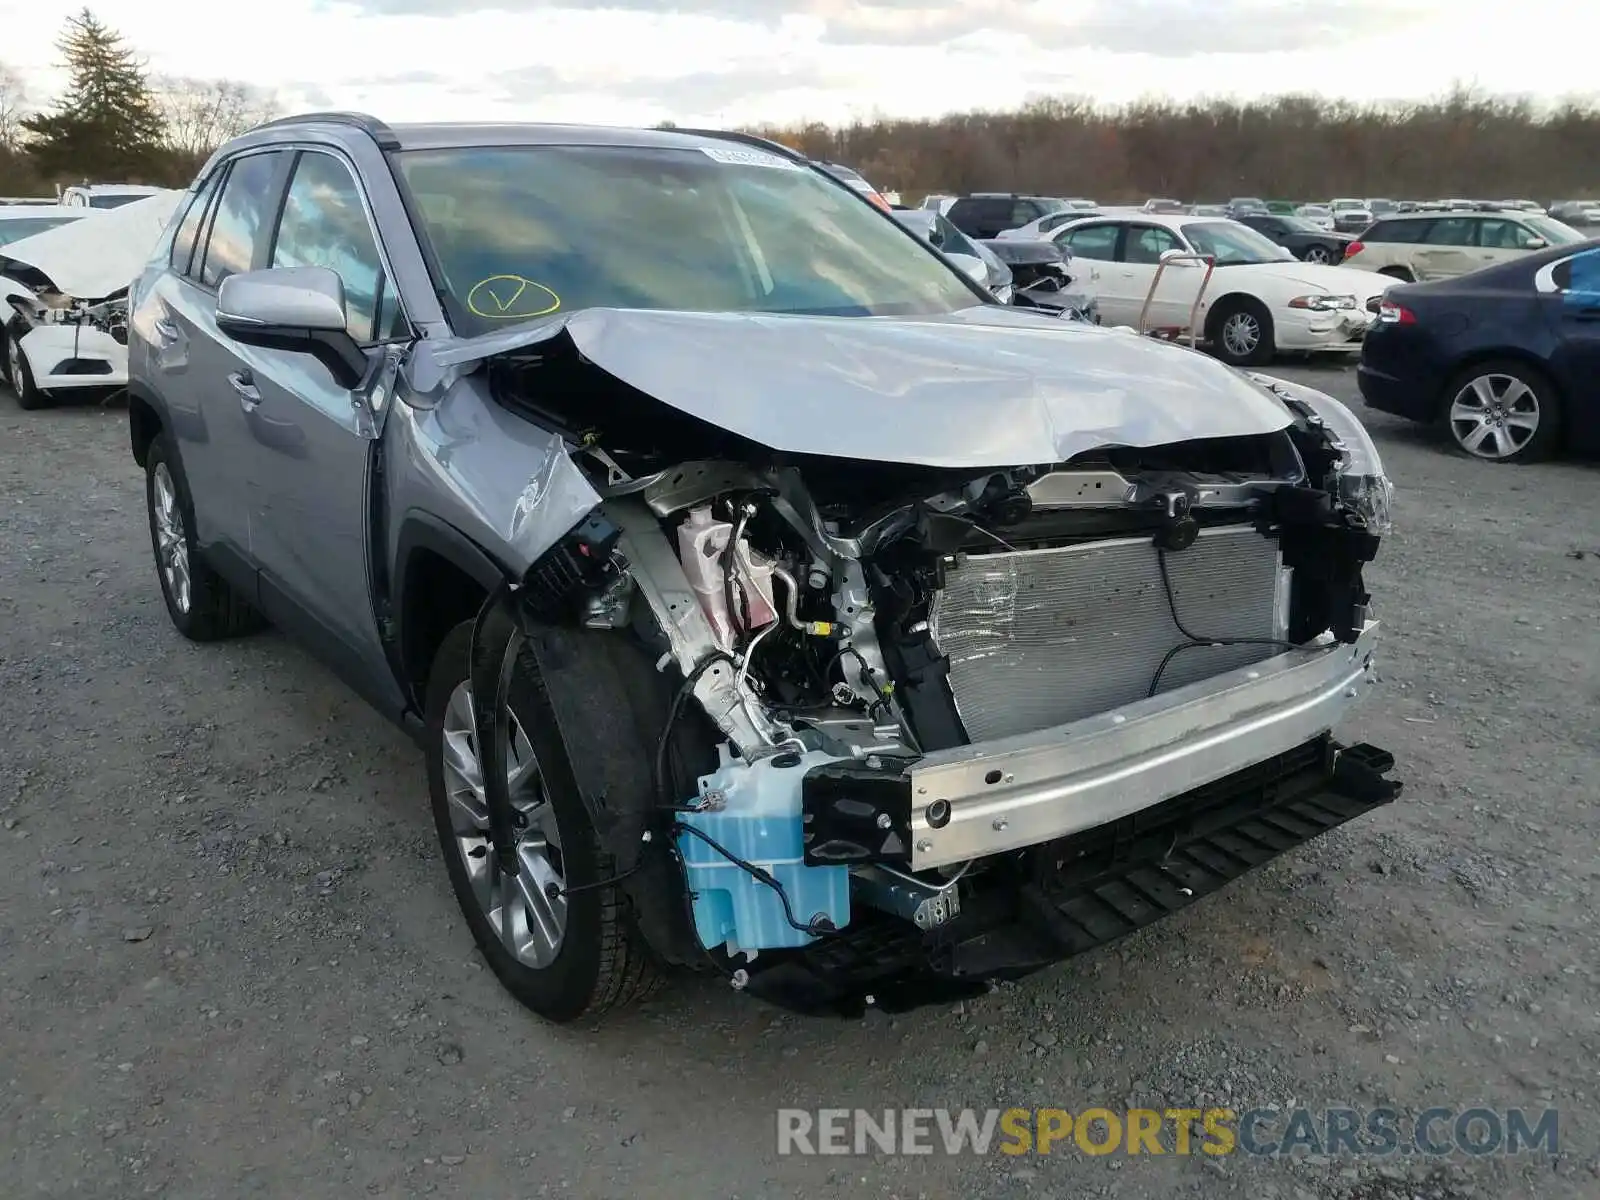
<box><xmin>2</xmin><ymin>361</ymin><xmax>1596</xmax><ymax>1200</ymax></box>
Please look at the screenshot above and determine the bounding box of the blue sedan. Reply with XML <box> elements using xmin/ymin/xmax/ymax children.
<box><xmin>1357</xmin><ymin>240</ymin><xmax>1600</xmax><ymax>462</ymax></box>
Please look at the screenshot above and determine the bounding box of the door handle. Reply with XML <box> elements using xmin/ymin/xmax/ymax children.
<box><xmin>228</xmin><ymin>370</ymin><xmax>261</xmax><ymax>407</ymax></box>
<box><xmin>154</xmin><ymin>317</ymin><xmax>180</xmax><ymax>344</ymax></box>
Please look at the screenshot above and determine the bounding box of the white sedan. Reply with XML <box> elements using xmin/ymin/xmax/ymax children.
<box><xmin>1048</xmin><ymin>213</ymin><xmax>1390</xmax><ymax>366</ymax></box>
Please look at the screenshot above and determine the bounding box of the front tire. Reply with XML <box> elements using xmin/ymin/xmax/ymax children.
<box><xmin>1443</xmin><ymin>360</ymin><xmax>1561</xmax><ymax>463</ymax></box>
<box><xmin>1207</xmin><ymin>297</ymin><xmax>1274</xmax><ymax>366</ymax></box>
<box><xmin>6</xmin><ymin>326</ymin><xmax>48</xmax><ymax>411</ymax></box>
<box><xmin>144</xmin><ymin>435</ymin><xmax>265</xmax><ymax>640</ymax></box>
<box><xmin>424</xmin><ymin>621</ymin><xmax>664</xmax><ymax>1023</ymax></box>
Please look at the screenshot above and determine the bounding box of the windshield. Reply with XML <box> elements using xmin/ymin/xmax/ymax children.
<box><xmin>0</xmin><ymin>215</ymin><xmax>81</xmax><ymax>244</ymax></box>
<box><xmin>1331</xmin><ymin>200</ymin><xmax>1365</xmax><ymax>211</ymax></box>
<box><xmin>89</xmin><ymin>194</ymin><xmax>146</xmax><ymax>209</ymax></box>
<box><xmin>1525</xmin><ymin>216</ymin><xmax>1587</xmax><ymax>245</ymax></box>
<box><xmin>1368</xmin><ymin>199</ymin><xmax>1396</xmax><ymax>213</ymax></box>
<box><xmin>1181</xmin><ymin>221</ymin><xmax>1291</xmax><ymax>265</ymax></box>
<box><xmin>1279</xmin><ymin>216</ymin><xmax>1327</xmax><ymax>233</ymax></box>
<box><xmin>395</xmin><ymin>144</ymin><xmax>980</xmax><ymax>336</ymax></box>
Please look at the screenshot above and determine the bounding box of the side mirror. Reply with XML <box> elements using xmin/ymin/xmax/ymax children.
<box><xmin>1158</xmin><ymin>248</ymin><xmax>1197</xmax><ymax>267</ymax></box>
<box><xmin>945</xmin><ymin>252</ymin><xmax>990</xmax><ymax>287</ymax></box>
<box><xmin>216</xmin><ymin>266</ymin><xmax>369</xmax><ymax>389</ymax></box>
<box><xmin>1525</xmin><ymin>237</ymin><xmax>1548</xmax><ymax>250</ymax></box>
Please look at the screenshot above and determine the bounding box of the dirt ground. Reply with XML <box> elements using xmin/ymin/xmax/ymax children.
<box><xmin>1</xmin><ymin>361</ymin><xmax>1596</xmax><ymax>1200</ymax></box>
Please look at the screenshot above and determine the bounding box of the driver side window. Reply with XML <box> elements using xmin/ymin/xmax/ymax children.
<box><xmin>270</xmin><ymin>151</ymin><xmax>402</xmax><ymax>344</ymax></box>
<box><xmin>1123</xmin><ymin>225</ymin><xmax>1182</xmax><ymax>264</ymax></box>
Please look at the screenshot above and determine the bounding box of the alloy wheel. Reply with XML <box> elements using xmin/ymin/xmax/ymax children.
<box><xmin>1448</xmin><ymin>373</ymin><xmax>1541</xmax><ymax>460</ymax></box>
<box><xmin>1221</xmin><ymin>312</ymin><xmax>1261</xmax><ymax>358</ymax></box>
<box><xmin>151</xmin><ymin>462</ymin><xmax>192</xmax><ymax>614</ymax></box>
<box><xmin>441</xmin><ymin>681</ymin><xmax>567</xmax><ymax>968</ymax></box>
<box><xmin>6</xmin><ymin>336</ymin><xmax>19</xmax><ymax>387</ymax></box>
<box><xmin>1305</xmin><ymin>246</ymin><xmax>1332</xmax><ymax>263</ymax></box>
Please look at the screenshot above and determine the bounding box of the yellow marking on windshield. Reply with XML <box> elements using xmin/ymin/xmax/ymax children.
<box><xmin>466</xmin><ymin>275</ymin><xmax>562</xmax><ymax>320</ymax></box>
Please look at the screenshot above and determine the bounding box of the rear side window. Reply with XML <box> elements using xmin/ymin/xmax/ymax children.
<box><xmin>169</xmin><ymin>171</ymin><xmax>223</xmax><ymax>276</ymax></box>
<box><xmin>199</xmin><ymin>151</ymin><xmax>289</xmax><ymax>289</ymax></box>
<box><xmin>1424</xmin><ymin>217</ymin><xmax>1476</xmax><ymax>247</ymax></box>
<box><xmin>1060</xmin><ymin>223</ymin><xmax>1119</xmax><ymax>260</ymax></box>
<box><xmin>947</xmin><ymin>198</ymin><xmax>1008</xmax><ymax>235</ymax></box>
<box><xmin>1367</xmin><ymin>219</ymin><xmax>1430</xmax><ymax>244</ymax></box>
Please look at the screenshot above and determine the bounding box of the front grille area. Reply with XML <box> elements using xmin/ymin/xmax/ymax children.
<box><xmin>928</xmin><ymin>526</ymin><xmax>1285</xmax><ymax>742</ymax></box>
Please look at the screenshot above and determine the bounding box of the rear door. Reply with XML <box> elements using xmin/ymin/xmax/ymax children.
<box><xmin>148</xmin><ymin>149</ymin><xmax>293</xmax><ymax>571</ymax></box>
<box><xmin>1541</xmin><ymin>246</ymin><xmax>1600</xmax><ymax>450</ymax></box>
<box><xmin>1412</xmin><ymin>216</ymin><xmax>1478</xmax><ymax>278</ymax></box>
<box><xmin>1055</xmin><ymin>222</ymin><xmax>1123</xmax><ymax>320</ymax></box>
<box><xmin>232</xmin><ymin>146</ymin><xmax>406</xmax><ymax>701</ymax></box>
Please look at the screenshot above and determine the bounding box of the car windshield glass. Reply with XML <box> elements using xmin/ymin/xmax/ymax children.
<box><xmin>0</xmin><ymin>216</ymin><xmax>80</xmax><ymax>243</ymax></box>
<box><xmin>1181</xmin><ymin>221</ymin><xmax>1287</xmax><ymax>265</ymax></box>
<box><xmin>932</xmin><ymin>214</ymin><xmax>981</xmax><ymax>259</ymax></box>
<box><xmin>395</xmin><ymin>144</ymin><xmax>980</xmax><ymax>336</ymax></box>
<box><xmin>1525</xmin><ymin>216</ymin><xmax>1587</xmax><ymax>245</ymax></box>
<box><xmin>89</xmin><ymin>194</ymin><xmax>145</xmax><ymax>209</ymax></box>
<box><xmin>1280</xmin><ymin>216</ymin><xmax>1326</xmax><ymax>233</ymax></box>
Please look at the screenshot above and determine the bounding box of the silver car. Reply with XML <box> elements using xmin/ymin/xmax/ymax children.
<box><xmin>126</xmin><ymin>114</ymin><xmax>1401</xmax><ymax>1023</ymax></box>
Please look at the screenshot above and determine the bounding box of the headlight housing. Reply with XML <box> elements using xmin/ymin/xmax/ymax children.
<box><xmin>1287</xmin><ymin>294</ymin><xmax>1357</xmax><ymax>311</ymax></box>
<box><xmin>1248</xmin><ymin>372</ymin><xmax>1395</xmax><ymax>537</ymax></box>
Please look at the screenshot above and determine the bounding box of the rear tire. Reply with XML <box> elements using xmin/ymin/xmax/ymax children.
<box><xmin>144</xmin><ymin>435</ymin><xmax>265</xmax><ymax>640</ymax></box>
<box><xmin>1442</xmin><ymin>359</ymin><xmax>1561</xmax><ymax>464</ymax></box>
<box><xmin>425</xmin><ymin>621</ymin><xmax>666</xmax><ymax>1023</ymax></box>
<box><xmin>1207</xmin><ymin>296</ymin><xmax>1274</xmax><ymax>366</ymax></box>
<box><xmin>1303</xmin><ymin>245</ymin><xmax>1333</xmax><ymax>264</ymax></box>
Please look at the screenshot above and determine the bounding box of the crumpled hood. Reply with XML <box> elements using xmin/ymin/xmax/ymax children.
<box><xmin>0</xmin><ymin>190</ymin><xmax>181</xmax><ymax>299</ymax></box>
<box><xmin>431</xmin><ymin>306</ymin><xmax>1295</xmax><ymax>468</ymax></box>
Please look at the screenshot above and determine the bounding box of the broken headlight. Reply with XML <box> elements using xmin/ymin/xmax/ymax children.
<box><xmin>1251</xmin><ymin>373</ymin><xmax>1395</xmax><ymax>537</ymax></box>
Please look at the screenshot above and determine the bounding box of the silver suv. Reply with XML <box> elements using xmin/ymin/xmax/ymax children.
<box><xmin>127</xmin><ymin>113</ymin><xmax>1402</xmax><ymax>1023</ymax></box>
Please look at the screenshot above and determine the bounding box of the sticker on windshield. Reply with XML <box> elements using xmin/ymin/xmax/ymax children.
<box><xmin>466</xmin><ymin>275</ymin><xmax>562</xmax><ymax>320</ymax></box>
<box><xmin>698</xmin><ymin>145</ymin><xmax>801</xmax><ymax>170</ymax></box>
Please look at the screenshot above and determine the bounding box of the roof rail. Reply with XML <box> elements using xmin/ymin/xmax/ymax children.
<box><xmin>254</xmin><ymin>110</ymin><xmax>400</xmax><ymax>150</ymax></box>
<box><xmin>663</xmin><ymin>127</ymin><xmax>809</xmax><ymax>163</ymax></box>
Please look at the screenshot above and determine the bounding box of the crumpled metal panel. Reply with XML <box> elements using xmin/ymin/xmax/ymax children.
<box><xmin>426</xmin><ymin>305</ymin><xmax>1295</xmax><ymax>469</ymax></box>
<box><xmin>929</xmin><ymin>527</ymin><xmax>1283</xmax><ymax>742</ymax></box>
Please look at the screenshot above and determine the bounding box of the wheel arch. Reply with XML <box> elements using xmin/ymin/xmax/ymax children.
<box><xmin>393</xmin><ymin>511</ymin><xmax>507</xmax><ymax>707</ymax></box>
<box><xmin>128</xmin><ymin>381</ymin><xmax>166</xmax><ymax>468</ymax></box>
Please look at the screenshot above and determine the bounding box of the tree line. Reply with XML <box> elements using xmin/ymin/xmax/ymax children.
<box><xmin>0</xmin><ymin>7</ymin><xmax>279</xmax><ymax>196</ymax></box>
<box><xmin>752</xmin><ymin>89</ymin><xmax>1600</xmax><ymax>204</ymax></box>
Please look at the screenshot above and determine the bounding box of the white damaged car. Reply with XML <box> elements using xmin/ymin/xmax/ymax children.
<box><xmin>1050</xmin><ymin>213</ymin><xmax>1390</xmax><ymax>366</ymax></box>
<box><xmin>1</xmin><ymin>190</ymin><xmax>180</xmax><ymax>409</ymax></box>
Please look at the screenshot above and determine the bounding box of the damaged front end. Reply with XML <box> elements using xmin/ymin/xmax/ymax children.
<box><xmin>444</xmin><ymin>312</ymin><xmax>1402</xmax><ymax>1017</ymax></box>
<box><xmin>3</xmin><ymin>277</ymin><xmax>130</xmax><ymax>391</ymax></box>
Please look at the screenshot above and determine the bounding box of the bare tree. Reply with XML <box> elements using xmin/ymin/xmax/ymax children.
<box><xmin>0</xmin><ymin>62</ymin><xmax>29</xmax><ymax>151</ymax></box>
<box><xmin>153</xmin><ymin>75</ymin><xmax>280</xmax><ymax>157</ymax></box>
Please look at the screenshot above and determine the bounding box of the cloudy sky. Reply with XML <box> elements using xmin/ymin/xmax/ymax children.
<box><xmin>0</xmin><ymin>0</ymin><xmax>1588</xmax><ymax>127</ymax></box>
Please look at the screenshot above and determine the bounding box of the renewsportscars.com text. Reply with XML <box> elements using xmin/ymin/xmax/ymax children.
<box><xmin>776</xmin><ymin>1106</ymin><xmax>1559</xmax><ymax>1159</ymax></box>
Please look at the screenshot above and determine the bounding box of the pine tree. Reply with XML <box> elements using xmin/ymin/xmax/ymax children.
<box><xmin>22</xmin><ymin>8</ymin><xmax>167</xmax><ymax>181</ymax></box>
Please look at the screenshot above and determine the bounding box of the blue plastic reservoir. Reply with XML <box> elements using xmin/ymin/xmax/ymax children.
<box><xmin>677</xmin><ymin>749</ymin><xmax>851</xmax><ymax>956</ymax></box>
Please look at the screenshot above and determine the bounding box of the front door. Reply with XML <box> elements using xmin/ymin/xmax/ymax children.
<box><xmin>230</xmin><ymin>147</ymin><xmax>406</xmax><ymax>704</ymax></box>
<box><xmin>1119</xmin><ymin>223</ymin><xmax>1200</xmax><ymax>330</ymax></box>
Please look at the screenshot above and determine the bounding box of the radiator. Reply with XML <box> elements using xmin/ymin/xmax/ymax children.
<box><xmin>928</xmin><ymin>526</ymin><xmax>1287</xmax><ymax>743</ymax></box>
